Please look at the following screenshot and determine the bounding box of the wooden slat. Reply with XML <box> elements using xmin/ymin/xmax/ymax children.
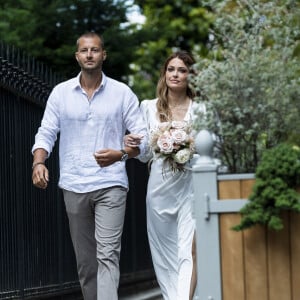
<box><xmin>243</xmin><ymin>226</ymin><xmax>268</xmax><ymax>300</ymax></box>
<box><xmin>220</xmin><ymin>214</ymin><xmax>245</xmax><ymax>300</ymax></box>
<box><xmin>240</xmin><ymin>179</ymin><xmax>268</xmax><ymax>299</ymax></box>
<box><xmin>241</xmin><ymin>179</ymin><xmax>255</xmax><ymax>199</ymax></box>
<box><xmin>267</xmin><ymin>212</ymin><xmax>291</xmax><ymax>300</ymax></box>
<box><xmin>219</xmin><ymin>180</ymin><xmax>245</xmax><ymax>300</ymax></box>
<box><xmin>290</xmin><ymin>211</ymin><xmax>300</xmax><ymax>300</ymax></box>
<box><xmin>218</xmin><ymin>180</ymin><xmax>241</xmax><ymax>200</ymax></box>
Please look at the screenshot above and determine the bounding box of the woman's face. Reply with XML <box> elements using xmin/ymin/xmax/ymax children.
<box><xmin>165</xmin><ymin>57</ymin><xmax>189</xmax><ymax>91</ymax></box>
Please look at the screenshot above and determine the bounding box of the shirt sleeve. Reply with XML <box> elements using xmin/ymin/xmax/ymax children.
<box><xmin>31</xmin><ymin>88</ymin><xmax>60</xmax><ymax>157</ymax></box>
<box><xmin>135</xmin><ymin>100</ymin><xmax>153</xmax><ymax>163</ymax></box>
<box><xmin>122</xmin><ymin>92</ymin><xmax>149</xmax><ymax>160</ymax></box>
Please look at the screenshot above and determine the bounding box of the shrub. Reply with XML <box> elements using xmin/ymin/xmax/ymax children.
<box><xmin>232</xmin><ymin>143</ymin><xmax>300</xmax><ymax>231</ymax></box>
<box><xmin>190</xmin><ymin>0</ymin><xmax>300</xmax><ymax>173</ymax></box>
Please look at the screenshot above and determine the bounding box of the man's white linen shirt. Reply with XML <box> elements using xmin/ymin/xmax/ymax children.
<box><xmin>32</xmin><ymin>73</ymin><xmax>147</xmax><ymax>193</ymax></box>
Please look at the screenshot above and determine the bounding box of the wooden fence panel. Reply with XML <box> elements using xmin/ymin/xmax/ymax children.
<box><xmin>218</xmin><ymin>178</ymin><xmax>300</xmax><ymax>300</ymax></box>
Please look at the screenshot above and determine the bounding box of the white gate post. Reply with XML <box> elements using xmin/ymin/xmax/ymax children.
<box><xmin>192</xmin><ymin>130</ymin><xmax>222</xmax><ymax>300</ymax></box>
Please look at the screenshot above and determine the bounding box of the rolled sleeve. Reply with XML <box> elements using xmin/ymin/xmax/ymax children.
<box><xmin>31</xmin><ymin>89</ymin><xmax>60</xmax><ymax>156</ymax></box>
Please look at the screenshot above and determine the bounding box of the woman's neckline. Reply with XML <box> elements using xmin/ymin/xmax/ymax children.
<box><xmin>170</xmin><ymin>99</ymin><xmax>192</xmax><ymax>122</ymax></box>
<box><xmin>154</xmin><ymin>98</ymin><xmax>192</xmax><ymax>123</ymax></box>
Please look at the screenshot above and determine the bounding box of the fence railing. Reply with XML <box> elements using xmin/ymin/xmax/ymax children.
<box><xmin>0</xmin><ymin>42</ymin><xmax>155</xmax><ymax>299</ymax></box>
<box><xmin>0</xmin><ymin>41</ymin><xmax>64</xmax><ymax>106</ymax></box>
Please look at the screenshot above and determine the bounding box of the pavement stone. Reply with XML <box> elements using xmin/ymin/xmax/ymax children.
<box><xmin>119</xmin><ymin>287</ymin><xmax>163</xmax><ymax>300</ymax></box>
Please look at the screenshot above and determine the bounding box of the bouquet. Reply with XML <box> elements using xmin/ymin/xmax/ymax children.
<box><xmin>150</xmin><ymin>120</ymin><xmax>195</xmax><ymax>173</ymax></box>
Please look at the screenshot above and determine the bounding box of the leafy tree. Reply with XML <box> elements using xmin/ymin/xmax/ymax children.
<box><xmin>0</xmin><ymin>0</ymin><xmax>140</xmax><ymax>80</ymax></box>
<box><xmin>191</xmin><ymin>0</ymin><xmax>300</xmax><ymax>173</ymax></box>
<box><xmin>130</xmin><ymin>0</ymin><xmax>213</xmax><ymax>100</ymax></box>
<box><xmin>0</xmin><ymin>0</ymin><xmax>214</xmax><ymax>97</ymax></box>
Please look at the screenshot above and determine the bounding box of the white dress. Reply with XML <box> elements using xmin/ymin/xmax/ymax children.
<box><xmin>139</xmin><ymin>99</ymin><xmax>198</xmax><ymax>300</ymax></box>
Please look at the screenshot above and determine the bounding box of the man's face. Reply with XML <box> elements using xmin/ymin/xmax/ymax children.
<box><xmin>75</xmin><ymin>36</ymin><xmax>106</xmax><ymax>72</ymax></box>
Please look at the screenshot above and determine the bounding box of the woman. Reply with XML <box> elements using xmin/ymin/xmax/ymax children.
<box><xmin>126</xmin><ymin>51</ymin><xmax>200</xmax><ymax>300</ymax></box>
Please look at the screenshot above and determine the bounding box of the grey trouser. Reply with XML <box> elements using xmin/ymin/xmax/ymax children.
<box><xmin>63</xmin><ymin>186</ymin><xmax>127</xmax><ymax>300</ymax></box>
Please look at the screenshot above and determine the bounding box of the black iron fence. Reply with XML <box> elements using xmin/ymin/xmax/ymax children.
<box><xmin>0</xmin><ymin>42</ymin><xmax>155</xmax><ymax>299</ymax></box>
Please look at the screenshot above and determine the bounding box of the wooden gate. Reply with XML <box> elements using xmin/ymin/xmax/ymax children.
<box><xmin>192</xmin><ymin>161</ymin><xmax>300</xmax><ymax>300</ymax></box>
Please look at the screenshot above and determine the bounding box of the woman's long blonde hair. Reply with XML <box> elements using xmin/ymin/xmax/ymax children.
<box><xmin>156</xmin><ymin>51</ymin><xmax>195</xmax><ymax>122</ymax></box>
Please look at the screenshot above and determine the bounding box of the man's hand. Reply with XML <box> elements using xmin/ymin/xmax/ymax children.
<box><xmin>32</xmin><ymin>148</ymin><xmax>49</xmax><ymax>189</ymax></box>
<box><xmin>94</xmin><ymin>149</ymin><xmax>122</xmax><ymax>167</ymax></box>
<box><xmin>32</xmin><ymin>164</ymin><xmax>49</xmax><ymax>189</ymax></box>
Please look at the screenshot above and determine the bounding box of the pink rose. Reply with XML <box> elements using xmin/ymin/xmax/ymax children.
<box><xmin>157</xmin><ymin>134</ymin><xmax>174</xmax><ymax>154</ymax></box>
<box><xmin>171</xmin><ymin>129</ymin><xmax>187</xmax><ymax>144</ymax></box>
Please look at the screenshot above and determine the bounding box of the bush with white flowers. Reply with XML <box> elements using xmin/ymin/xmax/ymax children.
<box><xmin>190</xmin><ymin>0</ymin><xmax>300</xmax><ymax>173</ymax></box>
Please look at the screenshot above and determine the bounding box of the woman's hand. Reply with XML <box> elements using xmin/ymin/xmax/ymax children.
<box><xmin>124</xmin><ymin>134</ymin><xmax>144</xmax><ymax>148</ymax></box>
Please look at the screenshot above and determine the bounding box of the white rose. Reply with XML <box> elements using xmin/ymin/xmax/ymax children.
<box><xmin>173</xmin><ymin>148</ymin><xmax>192</xmax><ymax>164</ymax></box>
<box><xmin>157</xmin><ymin>134</ymin><xmax>174</xmax><ymax>154</ymax></box>
<box><xmin>171</xmin><ymin>129</ymin><xmax>187</xmax><ymax>144</ymax></box>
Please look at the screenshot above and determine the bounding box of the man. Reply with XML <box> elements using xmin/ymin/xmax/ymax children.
<box><xmin>32</xmin><ymin>32</ymin><xmax>147</xmax><ymax>300</ymax></box>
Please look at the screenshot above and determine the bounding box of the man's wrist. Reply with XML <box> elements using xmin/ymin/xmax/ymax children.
<box><xmin>32</xmin><ymin>162</ymin><xmax>45</xmax><ymax>170</ymax></box>
<box><xmin>120</xmin><ymin>149</ymin><xmax>129</xmax><ymax>161</ymax></box>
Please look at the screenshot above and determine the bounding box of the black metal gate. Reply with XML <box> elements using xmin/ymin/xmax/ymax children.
<box><xmin>0</xmin><ymin>42</ymin><xmax>155</xmax><ymax>299</ymax></box>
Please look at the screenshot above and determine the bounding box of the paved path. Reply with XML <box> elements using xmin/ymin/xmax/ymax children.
<box><xmin>119</xmin><ymin>287</ymin><xmax>163</xmax><ymax>300</ymax></box>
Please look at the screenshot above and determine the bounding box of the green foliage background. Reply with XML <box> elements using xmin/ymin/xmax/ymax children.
<box><xmin>0</xmin><ymin>0</ymin><xmax>212</xmax><ymax>94</ymax></box>
<box><xmin>0</xmin><ymin>0</ymin><xmax>139</xmax><ymax>80</ymax></box>
<box><xmin>190</xmin><ymin>0</ymin><xmax>300</xmax><ymax>173</ymax></box>
<box><xmin>130</xmin><ymin>0</ymin><xmax>213</xmax><ymax>100</ymax></box>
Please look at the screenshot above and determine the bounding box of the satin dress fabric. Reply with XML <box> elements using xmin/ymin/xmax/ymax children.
<box><xmin>140</xmin><ymin>99</ymin><xmax>196</xmax><ymax>300</ymax></box>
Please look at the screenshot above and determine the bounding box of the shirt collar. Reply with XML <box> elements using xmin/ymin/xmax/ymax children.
<box><xmin>73</xmin><ymin>72</ymin><xmax>107</xmax><ymax>90</ymax></box>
